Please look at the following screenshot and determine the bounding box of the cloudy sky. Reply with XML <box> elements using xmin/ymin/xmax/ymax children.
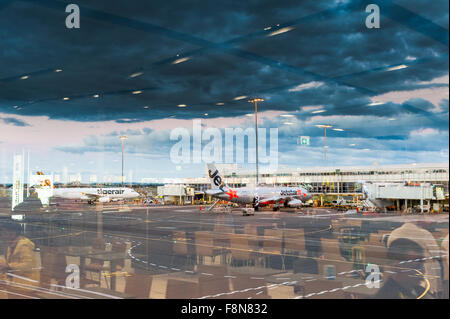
<box><xmin>0</xmin><ymin>0</ymin><xmax>448</xmax><ymax>183</ymax></box>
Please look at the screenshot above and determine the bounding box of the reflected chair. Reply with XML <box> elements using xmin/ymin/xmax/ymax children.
<box><xmin>302</xmin><ymin>280</ymin><xmax>344</xmax><ymax>299</ymax></box>
<box><xmin>111</xmin><ymin>240</ymin><xmax>128</xmax><ymax>272</ymax></box>
<box><xmin>171</xmin><ymin>231</ymin><xmax>194</xmax><ymax>267</ymax></box>
<box><xmin>228</xmin><ymin>234</ymin><xmax>260</xmax><ymax>267</ymax></box>
<box><xmin>194</xmin><ymin>231</ymin><xmax>227</xmax><ymax>265</ymax></box>
<box><xmin>84</xmin><ymin>238</ymin><xmax>109</xmax><ymax>288</ymax></box>
<box><xmin>165</xmin><ymin>279</ymin><xmax>200</xmax><ymax>299</ymax></box>
<box><xmin>197</xmin><ymin>265</ymin><xmax>230</xmax><ymax>297</ymax></box>
<box><xmin>261</xmin><ymin>229</ymin><xmax>284</xmax><ymax>270</ymax></box>
<box><xmin>124</xmin><ymin>273</ymin><xmax>152</xmax><ymax>299</ymax></box>
<box><xmin>39</xmin><ymin>247</ymin><xmax>68</xmax><ymax>289</ymax></box>
<box><xmin>318</xmin><ymin>238</ymin><xmax>354</xmax><ymax>277</ymax></box>
<box><xmin>230</xmin><ymin>273</ymin><xmax>270</xmax><ymax>299</ymax></box>
<box><xmin>283</xmin><ymin>229</ymin><xmax>306</xmax><ymax>254</ymax></box>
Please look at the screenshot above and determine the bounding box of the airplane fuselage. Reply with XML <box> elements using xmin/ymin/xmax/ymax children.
<box><xmin>207</xmin><ymin>186</ymin><xmax>310</xmax><ymax>206</ymax></box>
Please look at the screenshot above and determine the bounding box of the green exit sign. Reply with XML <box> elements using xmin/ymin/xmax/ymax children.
<box><xmin>298</xmin><ymin>136</ymin><xmax>310</xmax><ymax>145</ymax></box>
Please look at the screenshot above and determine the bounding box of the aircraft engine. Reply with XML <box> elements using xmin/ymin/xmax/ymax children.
<box><xmin>99</xmin><ymin>196</ymin><xmax>110</xmax><ymax>203</ymax></box>
<box><xmin>288</xmin><ymin>199</ymin><xmax>303</xmax><ymax>207</ymax></box>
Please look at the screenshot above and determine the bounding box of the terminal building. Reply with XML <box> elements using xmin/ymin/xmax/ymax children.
<box><xmin>180</xmin><ymin>162</ymin><xmax>449</xmax><ymax>196</ymax></box>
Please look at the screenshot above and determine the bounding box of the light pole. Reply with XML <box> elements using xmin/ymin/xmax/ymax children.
<box><xmin>120</xmin><ymin>135</ymin><xmax>128</xmax><ymax>187</ymax></box>
<box><xmin>315</xmin><ymin>125</ymin><xmax>332</xmax><ymax>167</ymax></box>
<box><xmin>248</xmin><ymin>98</ymin><xmax>264</xmax><ymax>186</ymax></box>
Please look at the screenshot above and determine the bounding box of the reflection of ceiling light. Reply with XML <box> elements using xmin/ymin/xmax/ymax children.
<box><xmin>20</xmin><ymin>75</ymin><xmax>29</xmax><ymax>80</ymax></box>
<box><xmin>368</xmin><ymin>101</ymin><xmax>384</xmax><ymax>106</ymax></box>
<box><xmin>386</xmin><ymin>64</ymin><xmax>408</xmax><ymax>72</ymax></box>
<box><xmin>13</xmin><ymin>105</ymin><xmax>19</xmax><ymax>109</ymax></box>
<box><xmin>388</xmin><ymin>118</ymin><xmax>396</xmax><ymax>121</ymax></box>
<box><xmin>268</xmin><ymin>26</ymin><xmax>294</xmax><ymax>37</ymax></box>
<box><xmin>283</xmin><ymin>122</ymin><xmax>294</xmax><ymax>125</ymax></box>
<box><xmin>349</xmin><ymin>144</ymin><xmax>356</xmax><ymax>146</ymax></box>
<box><xmin>130</xmin><ymin>72</ymin><xmax>143</xmax><ymax>78</ymax></box>
<box><xmin>55</xmin><ymin>69</ymin><xmax>62</xmax><ymax>73</ymax></box>
<box><xmin>312</xmin><ymin>109</ymin><xmax>326</xmax><ymax>114</ymax></box>
<box><xmin>216</xmin><ymin>102</ymin><xmax>224</xmax><ymax>106</ymax></box>
<box><xmin>246</xmin><ymin>113</ymin><xmax>254</xmax><ymax>117</ymax></box>
<box><xmin>93</xmin><ymin>94</ymin><xmax>99</xmax><ymax>98</ymax></box>
<box><xmin>333</xmin><ymin>128</ymin><xmax>344</xmax><ymax>131</ymax></box>
<box><xmin>173</xmin><ymin>57</ymin><xmax>190</xmax><ymax>64</ymax></box>
<box><xmin>177</xmin><ymin>104</ymin><xmax>186</xmax><ymax>107</ymax></box>
<box><xmin>132</xmin><ymin>90</ymin><xmax>142</xmax><ymax>95</ymax></box>
<box><xmin>234</xmin><ymin>95</ymin><xmax>248</xmax><ymax>101</ymax></box>
<box><xmin>363</xmin><ymin>148</ymin><xmax>370</xmax><ymax>151</ymax></box>
<box><xmin>280</xmin><ymin>114</ymin><xmax>295</xmax><ymax>117</ymax></box>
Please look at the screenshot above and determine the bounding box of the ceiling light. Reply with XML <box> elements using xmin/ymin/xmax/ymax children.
<box><xmin>315</xmin><ymin>124</ymin><xmax>332</xmax><ymax>128</ymax></box>
<box><xmin>368</xmin><ymin>101</ymin><xmax>384</xmax><ymax>106</ymax></box>
<box><xmin>312</xmin><ymin>109</ymin><xmax>326</xmax><ymax>114</ymax></box>
<box><xmin>333</xmin><ymin>128</ymin><xmax>344</xmax><ymax>131</ymax></box>
<box><xmin>55</xmin><ymin>69</ymin><xmax>62</xmax><ymax>73</ymax></box>
<box><xmin>93</xmin><ymin>94</ymin><xmax>99</xmax><ymax>98</ymax></box>
<box><xmin>62</xmin><ymin>97</ymin><xmax>70</xmax><ymax>101</ymax></box>
<box><xmin>204</xmin><ymin>113</ymin><xmax>208</xmax><ymax>116</ymax></box>
<box><xmin>386</xmin><ymin>64</ymin><xmax>408</xmax><ymax>72</ymax></box>
<box><xmin>268</xmin><ymin>26</ymin><xmax>294</xmax><ymax>37</ymax></box>
<box><xmin>173</xmin><ymin>57</ymin><xmax>190</xmax><ymax>64</ymax></box>
<box><xmin>130</xmin><ymin>72</ymin><xmax>143</xmax><ymax>78</ymax></box>
<box><xmin>143</xmin><ymin>106</ymin><xmax>149</xmax><ymax>109</ymax></box>
<box><xmin>234</xmin><ymin>95</ymin><xmax>248</xmax><ymax>101</ymax></box>
<box><xmin>20</xmin><ymin>75</ymin><xmax>29</xmax><ymax>80</ymax></box>
<box><xmin>132</xmin><ymin>90</ymin><xmax>142</xmax><ymax>95</ymax></box>
<box><xmin>216</xmin><ymin>102</ymin><xmax>225</xmax><ymax>106</ymax></box>
<box><xmin>177</xmin><ymin>104</ymin><xmax>186</xmax><ymax>107</ymax></box>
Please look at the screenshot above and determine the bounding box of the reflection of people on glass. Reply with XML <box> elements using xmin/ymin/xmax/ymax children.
<box><xmin>0</xmin><ymin>223</ymin><xmax>40</xmax><ymax>295</ymax></box>
<box><xmin>442</xmin><ymin>234</ymin><xmax>449</xmax><ymax>298</ymax></box>
<box><xmin>375</xmin><ymin>223</ymin><xmax>441</xmax><ymax>299</ymax></box>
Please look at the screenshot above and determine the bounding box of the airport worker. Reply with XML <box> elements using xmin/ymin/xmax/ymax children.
<box><xmin>0</xmin><ymin>223</ymin><xmax>40</xmax><ymax>295</ymax></box>
<box><xmin>374</xmin><ymin>223</ymin><xmax>441</xmax><ymax>298</ymax></box>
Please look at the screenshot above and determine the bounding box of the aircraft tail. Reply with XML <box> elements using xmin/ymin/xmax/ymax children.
<box><xmin>206</xmin><ymin>164</ymin><xmax>229</xmax><ymax>192</ymax></box>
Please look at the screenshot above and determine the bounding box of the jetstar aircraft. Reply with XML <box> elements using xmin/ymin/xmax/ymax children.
<box><xmin>205</xmin><ymin>164</ymin><xmax>311</xmax><ymax>211</ymax></box>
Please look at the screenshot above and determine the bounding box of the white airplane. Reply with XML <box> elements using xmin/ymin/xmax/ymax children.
<box><xmin>50</xmin><ymin>187</ymin><xmax>140</xmax><ymax>204</ymax></box>
<box><xmin>30</xmin><ymin>174</ymin><xmax>139</xmax><ymax>205</ymax></box>
<box><xmin>205</xmin><ymin>164</ymin><xmax>311</xmax><ymax>211</ymax></box>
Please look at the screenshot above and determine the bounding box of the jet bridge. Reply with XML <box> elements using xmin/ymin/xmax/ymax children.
<box><xmin>363</xmin><ymin>182</ymin><xmax>446</xmax><ymax>213</ymax></box>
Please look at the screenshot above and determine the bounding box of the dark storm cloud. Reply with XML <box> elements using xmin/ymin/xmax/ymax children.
<box><xmin>0</xmin><ymin>0</ymin><xmax>448</xmax><ymax>123</ymax></box>
<box><xmin>0</xmin><ymin>116</ymin><xmax>30</xmax><ymax>126</ymax></box>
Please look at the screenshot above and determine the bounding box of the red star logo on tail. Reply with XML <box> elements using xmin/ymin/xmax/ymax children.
<box><xmin>226</xmin><ymin>189</ymin><xmax>239</xmax><ymax>200</ymax></box>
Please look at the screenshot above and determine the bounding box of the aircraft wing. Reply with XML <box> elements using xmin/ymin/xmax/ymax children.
<box><xmin>205</xmin><ymin>189</ymin><xmax>225</xmax><ymax>195</ymax></box>
<box><xmin>82</xmin><ymin>192</ymin><xmax>100</xmax><ymax>200</ymax></box>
